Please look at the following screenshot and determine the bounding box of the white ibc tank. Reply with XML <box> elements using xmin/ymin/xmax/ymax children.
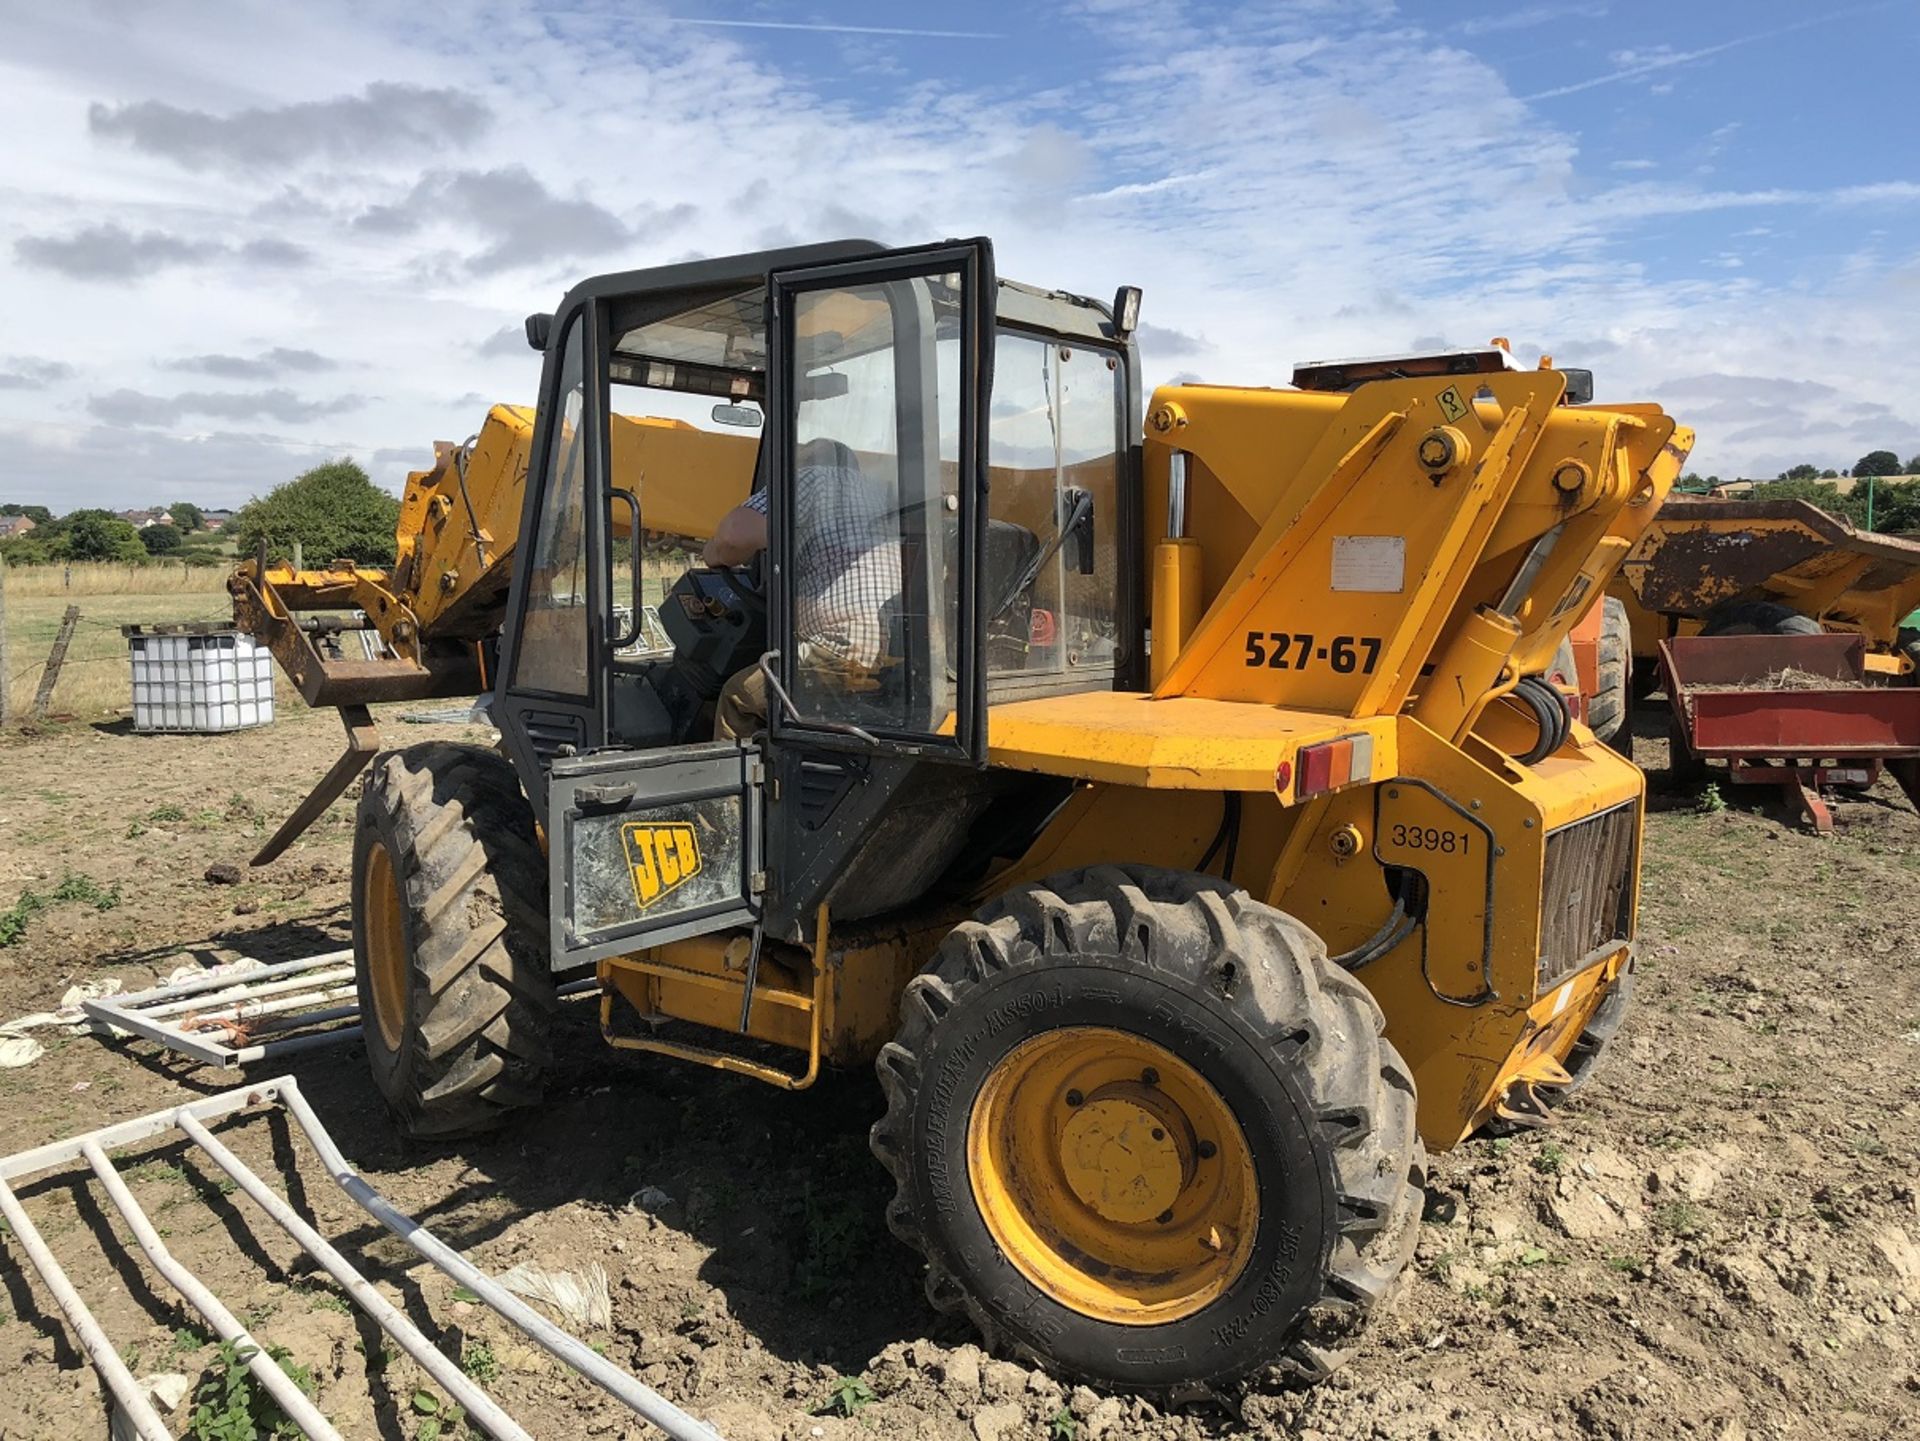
<box><xmin>125</xmin><ymin>625</ymin><xmax>276</xmax><ymax>734</ymax></box>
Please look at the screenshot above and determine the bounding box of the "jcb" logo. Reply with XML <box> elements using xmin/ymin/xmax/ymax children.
<box><xmin>621</xmin><ymin>822</ymin><xmax>702</xmax><ymax>911</ymax></box>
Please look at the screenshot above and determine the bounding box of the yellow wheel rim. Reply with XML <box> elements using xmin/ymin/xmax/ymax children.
<box><xmin>361</xmin><ymin>840</ymin><xmax>409</xmax><ymax>1051</ymax></box>
<box><xmin>966</xmin><ymin>1026</ymin><xmax>1259</xmax><ymax>1326</ymax></box>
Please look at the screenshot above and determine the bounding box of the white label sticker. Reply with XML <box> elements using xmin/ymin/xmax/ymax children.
<box><xmin>1331</xmin><ymin>536</ymin><xmax>1405</xmax><ymax>593</ymax></box>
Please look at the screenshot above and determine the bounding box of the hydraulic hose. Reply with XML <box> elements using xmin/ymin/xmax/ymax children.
<box><xmin>1511</xmin><ymin>673</ymin><xmax>1570</xmax><ymax>764</ymax></box>
<box><xmin>1330</xmin><ymin>899</ymin><xmax>1416</xmax><ymax>971</ymax></box>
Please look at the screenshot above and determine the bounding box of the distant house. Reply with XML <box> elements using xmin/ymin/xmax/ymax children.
<box><xmin>200</xmin><ymin>509</ymin><xmax>234</xmax><ymax>532</ymax></box>
<box><xmin>115</xmin><ymin>507</ymin><xmax>173</xmax><ymax>529</ymax></box>
<box><xmin>0</xmin><ymin>515</ymin><xmax>37</xmax><ymax>539</ymax></box>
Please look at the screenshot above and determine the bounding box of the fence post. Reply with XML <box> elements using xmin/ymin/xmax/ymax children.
<box><xmin>32</xmin><ymin>604</ymin><xmax>81</xmax><ymax>722</ymax></box>
<box><xmin>0</xmin><ymin>553</ymin><xmax>9</xmax><ymax>728</ymax></box>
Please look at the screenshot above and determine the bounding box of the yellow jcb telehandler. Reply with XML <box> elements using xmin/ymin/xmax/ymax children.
<box><xmin>233</xmin><ymin>238</ymin><xmax>1690</xmax><ymax>1393</ymax></box>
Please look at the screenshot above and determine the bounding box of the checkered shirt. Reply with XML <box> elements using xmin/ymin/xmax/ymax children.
<box><xmin>745</xmin><ymin>462</ymin><xmax>901</xmax><ymax>668</ymax></box>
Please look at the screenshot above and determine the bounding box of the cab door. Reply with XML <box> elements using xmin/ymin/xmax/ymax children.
<box><xmin>763</xmin><ymin>239</ymin><xmax>996</xmax><ymax>762</ymax></box>
<box><xmin>495</xmin><ymin>301</ymin><xmax>610</xmax><ymax>804</ymax></box>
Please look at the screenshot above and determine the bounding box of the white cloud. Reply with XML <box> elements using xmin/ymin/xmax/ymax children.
<box><xmin>0</xmin><ymin>0</ymin><xmax>1914</xmax><ymax>507</ymax></box>
<box><xmin>88</xmin><ymin>82</ymin><xmax>490</xmax><ymax>172</ymax></box>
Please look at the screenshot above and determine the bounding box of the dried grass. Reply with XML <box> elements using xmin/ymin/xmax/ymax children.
<box><xmin>1688</xmin><ymin>667</ymin><xmax>1863</xmax><ymax>693</ymax></box>
<box><xmin>0</xmin><ymin>564</ymin><xmax>300</xmax><ymax>723</ymax></box>
<box><xmin>1</xmin><ymin>561</ymin><xmax>230</xmax><ymax>598</ymax></box>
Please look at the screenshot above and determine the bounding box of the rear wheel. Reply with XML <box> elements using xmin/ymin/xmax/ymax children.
<box><xmin>353</xmin><ymin>743</ymin><xmax>555</xmax><ymax>1139</ymax></box>
<box><xmin>871</xmin><ymin>865</ymin><xmax>1425</xmax><ymax>1393</ymax></box>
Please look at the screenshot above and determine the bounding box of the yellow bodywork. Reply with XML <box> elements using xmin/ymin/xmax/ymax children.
<box><xmin>625</xmin><ymin>369</ymin><xmax>1689</xmax><ymax>1150</ymax></box>
<box><xmin>248</xmin><ymin>365</ymin><xmax>1690</xmax><ymax>1156</ymax></box>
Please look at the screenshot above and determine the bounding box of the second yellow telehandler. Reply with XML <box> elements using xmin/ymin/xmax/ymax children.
<box><xmin>235</xmin><ymin>238</ymin><xmax>1689</xmax><ymax>1393</ymax></box>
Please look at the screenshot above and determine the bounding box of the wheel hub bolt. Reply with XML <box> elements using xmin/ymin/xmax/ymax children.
<box><xmin>1064</xmin><ymin>1089</ymin><xmax>1085</xmax><ymax>1107</ymax></box>
<box><xmin>1141</xmin><ymin>1067</ymin><xmax>1159</xmax><ymax>1086</ymax></box>
<box><xmin>1197</xmin><ymin>1140</ymin><xmax>1217</xmax><ymax>1160</ymax></box>
<box><xmin>1150</xmin><ymin>1127</ymin><xmax>1165</xmax><ymax>1142</ymax></box>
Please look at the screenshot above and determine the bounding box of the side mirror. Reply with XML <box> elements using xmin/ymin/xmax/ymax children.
<box><xmin>798</xmin><ymin>370</ymin><xmax>850</xmax><ymax>402</ymax></box>
<box><xmin>1561</xmin><ymin>368</ymin><xmax>1594</xmax><ymax>405</ymax></box>
<box><xmin>711</xmin><ymin>403</ymin><xmax>763</xmax><ymax>429</ymax></box>
<box><xmin>524</xmin><ymin>312</ymin><xmax>553</xmax><ymax>352</ymax></box>
<box><xmin>1060</xmin><ymin>488</ymin><xmax>1095</xmax><ymax>576</ymax></box>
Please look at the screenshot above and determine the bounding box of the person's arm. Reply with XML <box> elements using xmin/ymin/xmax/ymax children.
<box><xmin>703</xmin><ymin>495</ymin><xmax>768</xmax><ymax>566</ymax></box>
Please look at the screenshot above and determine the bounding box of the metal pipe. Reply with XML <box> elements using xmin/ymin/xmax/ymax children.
<box><xmin>1167</xmin><ymin>449</ymin><xmax>1189</xmax><ymax>538</ymax></box>
<box><xmin>0</xmin><ymin>1176</ymin><xmax>174</xmax><ymax>1441</ymax></box>
<box><xmin>80</xmin><ymin>1141</ymin><xmax>342</xmax><ymax>1441</ymax></box>
<box><xmin>244</xmin><ymin>1002</ymin><xmax>361</xmax><ymax>1036</ymax></box>
<box><xmin>172</xmin><ymin>984</ymin><xmax>358</xmax><ymax>1029</ymax></box>
<box><xmin>144</xmin><ymin>970</ymin><xmax>355</xmax><ymax>1020</ymax></box>
<box><xmin>175</xmin><ymin>1112</ymin><xmax>533</xmax><ymax>1441</ymax></box>
<box><xmin>100</xmin><ymin>951</ymin><xmax>354</xmax><ymax>1009</ymax></box>
<box><xmin>274</xmin><ymin>1079</ymin><xmax>726</xmax><ymax>1441</ymax></box>
<box><xmin>0</xmin><ymin>1080</ymin><xmax>274</xmax><ymax>1183</ymax></box>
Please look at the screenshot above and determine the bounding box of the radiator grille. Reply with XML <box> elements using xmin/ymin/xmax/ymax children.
<box><xmin>1538</xmin><ymin>801</ymin><xmax>1637</xmax><ymax>989</ymax></box>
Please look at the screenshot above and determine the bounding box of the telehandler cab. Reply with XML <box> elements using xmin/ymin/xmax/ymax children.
<box><xmin>234</xmin><ymin>237</ymin><xmax>1691</xmax><ymax>1392</ymax></box>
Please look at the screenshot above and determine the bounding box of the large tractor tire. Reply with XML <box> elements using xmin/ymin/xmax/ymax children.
<box><xmin>352</xmin><ymin>743</ymin><xmax>555</xmax><ymax>1139</ymax></box>
<box><xmin>1585</xmin><ymin>596</ymin><xmax>1633</xmax><ymax>753</ymax></box>
<box><xmin>1700</xmin><ymin>599</ymin><xmax>1821</xmax><ymax>638</ymax></box>
<box><xmin>871</xmin><ymin>865</ymin><xmax>1425</xmax><ymax>1394</ymax></box>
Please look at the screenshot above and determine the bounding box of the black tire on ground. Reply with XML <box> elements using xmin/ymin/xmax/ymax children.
<box><xmin>871</xmin><ymin>865</ymin><xmax>1426</xmax><ymax>1394</ymax></box>
<box><xmin>1700</xmin><ymin>599</ymin><xmax>1822</xmax><ymax>638</ymax></box>
<box><xmin>1542</xmin><ymin>962</ymin><xmax>1634</xmax><ymax>1102</ymax></box>
<box><xmin>1586</xmin><ymin>596</ymin><xmax>1633</xmax><ymax>753</ymax></box>
<box><xmin>352</xmin><ymin>742</ymin><xmax>555</xmax><ymax>1139</ymax></box>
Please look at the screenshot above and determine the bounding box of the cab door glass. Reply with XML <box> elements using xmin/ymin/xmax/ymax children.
<box><xmin>513</xmin><ymin>318</ymin><xmax>590</xmax><ymax>695</ymax></box>
<box><xmin>787</xmin><ymin>276</ymin><xmax>959</xmax><ymax>736</ymax></box>
<box><xmin>985</xmin><ymin>333</ymin><xmax>1122</xmax><ymax>676</ymax></box>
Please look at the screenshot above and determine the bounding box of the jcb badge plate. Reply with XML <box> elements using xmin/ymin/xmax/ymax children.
<box><xmin>622</xmin><ymin>822</ymin><xmax>702</xmax><ymax>910</ymax></box>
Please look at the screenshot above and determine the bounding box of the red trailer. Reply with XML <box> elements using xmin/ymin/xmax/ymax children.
<box><xmin>1661</xmin><ymin>632</ymin><xmax>1920</xmax><ymax>833</ymax></box>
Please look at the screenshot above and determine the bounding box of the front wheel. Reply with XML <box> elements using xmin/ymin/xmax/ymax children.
<box><xmin>870</xmin><ymin>865</ymin><xmax>1425</xmax><ymax>1394</ymax></box>
<box><xmin>353</xmin><ymin>743</ymin><xmax>555</xmax><ymax>1139</ymax></box>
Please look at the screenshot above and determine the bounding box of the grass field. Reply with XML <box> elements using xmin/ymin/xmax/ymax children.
<box><xmin>0</xmin><ymin>562</ymin><xmax>265</xmax><ymax>723</ymax></box>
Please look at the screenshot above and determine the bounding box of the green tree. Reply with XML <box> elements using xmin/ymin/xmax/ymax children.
<box><xmin>1906</xmin><ymin>455</ymin><xmax>1920</xmax><ymax>475</ymax></box>
<box><xmin>231</xmin><ymin>459</ymin><xmax>399</xmax><ymax>566</ymax></box>
<box><xmin>1871</xmin><ymin>481</ymin><xmax>1920</xmax><ymax>534</ymax></box>
<box><xmin>140</xmin><ymin>523</ymin><xmax>183</xmax><ymax>555</ymax></box>
<box><xmin>0</xmin><ymin>504</ymin><xmax>52</xmax><ymax>524</ymax></box>
<box><xmin>1745</xmin><ymin>479</ymin><xmax>1869</xmax><ymax>528</ymax></box>
<box><xmin>1779</xmin><ymin>463</ymin><xmax>1821</xmax><ymax>481</ymax></box>
<box><xmin>1856</xmin><ymin>450</ymin><xmax>1901</xmax><ymax>478</ymax></box>
<box><xmin>0</xmin><ymin>534</ymin><xmax>56</xmax><ymax>565</ymax></box>
<box><xmin>168</xmin><ymin>501</ymin><xmax>204</xmax><ymax>532</ymax></box>
<box><xmin>61</xmin><ymin>509</ymin><xmax>147</xmax><ymax>562</ymax></box>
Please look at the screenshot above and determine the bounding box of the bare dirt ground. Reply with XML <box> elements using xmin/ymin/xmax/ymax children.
<box><xmin>1</xmin><ymin>705</ymin><xmax>1917</xmax><ymax>1441</ymax></box>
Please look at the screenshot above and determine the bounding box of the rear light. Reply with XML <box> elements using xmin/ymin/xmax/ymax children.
<box><xmin>1294</xmin><ymin>735</ymin><xmax>1375</xmax><ymax>799</ymax></box>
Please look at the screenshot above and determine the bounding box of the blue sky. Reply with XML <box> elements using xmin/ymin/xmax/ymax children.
<box><xmin>2</xmin><ymin>0</ymin><xmax>1916</xmax><ymax>509</ymax></box>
